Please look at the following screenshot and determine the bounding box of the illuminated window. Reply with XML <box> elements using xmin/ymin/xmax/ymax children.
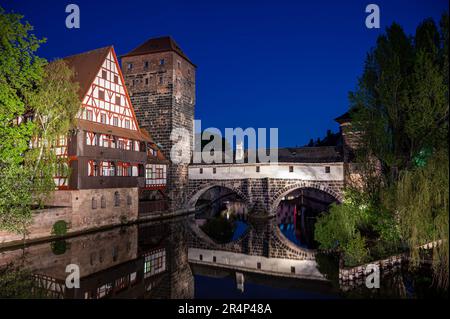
<box><xmin>144</xmin><ymin>248</ymin><xmax>166</xmax><ymax>278</ymax></box>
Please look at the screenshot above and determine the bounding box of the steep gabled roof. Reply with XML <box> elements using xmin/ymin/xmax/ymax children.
<box><xmin>62</xmin><ymin>46</ymin><xmax>112</xmax><ymax>99</ymax></box>
<box><xmin>121</xmin><ymin>36</ymin><xmax>195</xmax><ymax>67</ymax></box>
<box><xmin>334</xmin><ymin>111</ymin><xmax>351</xmax><ymax>124</ymax></box>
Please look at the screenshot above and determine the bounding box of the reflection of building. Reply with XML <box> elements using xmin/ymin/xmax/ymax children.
<box><xmin>0</xmin><ymin>218</ymin><xmax>194</xmax><ymax>299</ymax></box>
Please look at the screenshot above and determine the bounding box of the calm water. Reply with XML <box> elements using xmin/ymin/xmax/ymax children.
<box><xmin>0</xmin><ymin>215</ymin><xmax>444</xmax><ymax>299</ymax></box>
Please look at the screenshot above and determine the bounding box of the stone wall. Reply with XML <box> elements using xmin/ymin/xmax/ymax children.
<box><xmin>338</xmin><ymin>254</ymin><xmax>405</xmax><ymax>291</ymax></box>
<box><xmin>122</xmin><ymin>49</ymin><xmax>195</xmax><ymax>211</ymax></box>
<box><xmin>187</xmin><ymin>178</ymin><xmax>344</xmax><ymax>214</ymax></box>
<box><xmin>0</xmin><ymin>188</ymin><xmax>139</xmax><ymax>246</ymax></box>
<box><xmin>0</xmin><ymin>207</ymin><xmax>71</xmax><ymax>245</ymax></box>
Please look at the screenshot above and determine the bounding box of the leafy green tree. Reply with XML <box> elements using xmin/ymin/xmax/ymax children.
<box><xmin>0</xmin><ymin>6</ymin><xmax>80</xmax><ymax>234</ymax></box>
<box><xmin>315</xmin><ymin>14</ymin><xmax>449</xmax><ymax>286</ymax></box>
<box><xmin>0</xmin><ymin>6</ymin><xmax>45</xmax><ymax>233</ymax></box>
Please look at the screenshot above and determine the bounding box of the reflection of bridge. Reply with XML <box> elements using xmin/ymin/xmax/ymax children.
<box><xmin>186</xmin><ymin>217</ymin><xmax>315</xmax><ymax>260</ymax></box>
<box><xmin>186</xmin><ymin>146</ymin><xmax>345</xmax><ymax>214</ymax></box>
<box><xmin>186</xmin><ymin>216</ymin><xmax>330</xmax><ymax>288</ymax></box>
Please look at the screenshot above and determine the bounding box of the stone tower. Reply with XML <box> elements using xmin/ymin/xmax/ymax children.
<box><xmin>121</xmin><ymin>37</ymin><xmax>195</xmax><ymax>209</ymax></box>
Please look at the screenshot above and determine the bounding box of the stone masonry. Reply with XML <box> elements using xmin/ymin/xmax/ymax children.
<box><xmin>122</xmin><ymin>38</ymin><xmax>195</xmax><ymax>210</ymax></box>
<box><xmin>187</xmin><ymin>178</ymin><xmax>344</xmax><ymax>215</ymax></box>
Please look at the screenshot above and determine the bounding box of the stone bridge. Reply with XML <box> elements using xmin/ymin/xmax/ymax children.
<box><xmin>186</xmin><ymin>216</ymin><xmax>316</xmax><ymax>261</ymax></box>
<box><xmin>186</xmin><ymin>151</ymin><xmax>345</xmax><ymax>215</ymax></box>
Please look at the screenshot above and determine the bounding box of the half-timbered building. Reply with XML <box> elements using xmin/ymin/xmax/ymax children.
<box><xmin>59</xmin><ymin>46</ymin><xmax>167</xmax><ymax>192</ymax></box>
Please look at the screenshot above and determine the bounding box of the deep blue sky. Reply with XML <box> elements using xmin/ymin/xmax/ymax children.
<box><xmin>3</xmin><ymin>0</ymin><xmax>448</xmax><ymax>147</ymax></box>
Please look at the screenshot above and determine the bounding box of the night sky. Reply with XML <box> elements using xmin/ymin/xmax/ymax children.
<box><xmin>2</xmin><ymin>0</ymin><xmax>448</xmax><ymax>147</ymax></box>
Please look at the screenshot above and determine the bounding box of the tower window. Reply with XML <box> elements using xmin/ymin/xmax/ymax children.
<box><xmin>213</xmin><ymin>167</ymin><xmax>217</xmax><ymax>174</ymax></box>
<box><xmin>114</xmin><ymin>191</ymin><xmax>120</xmax><ymax>207</ymax></box>
<box><xmin>159</xmin><ymin>59</ymin><xmax>165</xmax><ymax>66</ymax></box>
<box><xmin>289</xmin><ymin>166</ymin><xmax>294</xmax><ymax>173</ymax></box>
<box><xmin>177</xmin><ymin>61</ymin><xmax>181</xmax><ymax>69</ymax></box>
<box><xmin>144</xmin><ymin>61</ymin><xmax>149</xmax><ymax>68</ymax></box>
<box><xmin>145</xmin><ymin>78</ymin><xmax>149</xmax><ymax>85</ymax></box>
<box><xmin>256</xmin><ymin>166</ymin><xmax>260</xmax><ymax>173</ymax></box>
<box><xmin>199</xmin><ymin>168</ymin><xmax>203</xmax><ymax>174</ymax></box>
<box><xmin>325</xmin><ymin>166</ymin><xmax>331</xmax><ymax>173</ymax></box>
<box><xmin>127</xmin><ymin>63</ymin><xmax>133</xmax><ymax>70</ymax></box>
<box><xmin>159</xmin><ymin>77</ymin><xmax>163</xmax><ymax>85</ymax></box>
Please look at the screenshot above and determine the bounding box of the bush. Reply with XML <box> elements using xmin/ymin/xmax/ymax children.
<box><xmin>51</xmin><ymin>240</ymin><xmax>68</xmax><ymax>255</ymax></box>
<box><xmin>342</xmin><ymin>232</ymin><xmax>369</xmax><ymax>267</ymax></box>
<box><xmin>51</xmin><ymin>220</ymin><xmax>67</xmax><ymax>236</ymax></box>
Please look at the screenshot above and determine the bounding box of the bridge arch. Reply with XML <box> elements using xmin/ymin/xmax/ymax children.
<box><xmin>269</xmin><ymin>181</ymin><xmax>342</xmax><ymax>216</ymax></box>
<box><xmin>187</xmin><ymin>182</ymin><xmax>251</xmax><ymax>210</ymax></box>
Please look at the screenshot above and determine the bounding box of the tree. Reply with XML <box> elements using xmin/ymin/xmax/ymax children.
<box><xmin>315</xmin><ymin>14</ymin><xmax>449</xmax><ymax>287</ymax></box>
<box><xmin>25</xmin><ymin>60</ymin><xmax>80</xmax><ymax>205</ymax></box>
<box><xmin>0</xmin><ymin>6</ymin><xmax>80</xmax><ymax>234</ymax></box>
<box><xmin>0</xmin><ymin>6</ymin><xmax>46</xmax><ymax>233</ymax></box>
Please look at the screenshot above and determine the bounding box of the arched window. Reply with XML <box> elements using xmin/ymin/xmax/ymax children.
<box><xmin>101</xmin><ymin>195</ymin><xmax>106</xmax><ymax>208</ymax></box>
<box><xmin>92</xmin><ymin>197</ymin><xmax>97</xmax><ymax>209</ymax></box>
<box><xmin>114</xmin><ymin>191</ymin><xmax>120</xmax><ymax>207</ymax></box>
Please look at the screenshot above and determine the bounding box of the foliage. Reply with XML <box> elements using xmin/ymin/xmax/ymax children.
<box><xmin>317</xmin><ymin>13</ymin><xmax>449</xmax><ymax>287</ymax></box>
<box><xmin>0</xmin><ymin>263</ymin><xmax>42</xmax><ymax>298</ymax></box>
<box><xmin>25</xmin><ymin>59</ymin><xmax>80</xmax><ymax>206</ymax></box>
<box><xmin>0</xmin><ymin>6</ymin><xmax>80</xmax><ymax>233</ymax></box>
<box><xmin>382</xmin><ymin>149</ymin><xmax>449</xmax><ymax>288</ymax></box>
<box><xmin>0</xmin><ymin>6</ymin><xmax>46</xmax><ymax>166</ymax></box>
<box><xmin>0</xmin><ymin>165</ymin><xmax>33</xmax><ymax>234</ymax></box>
<box><xmin>51</xmin><ymin>220</ymin><xmax>68</xmax><ymax>236</ymax></box>
<box><xmin>51</xmin><ymin>239</ymin><xmax>68</xmax><ymax>255</ymax></box>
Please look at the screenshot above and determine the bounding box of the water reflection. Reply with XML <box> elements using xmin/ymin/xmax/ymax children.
<box><xmin>196</xmin><ymin>200</ymin><xmax>249</xmax><ymax>244</ymax></box>
<box><xmin>0</xmin><ymin>213</ymin><xmax>444</xmax><ymax>299</ymax></box>
<box><xmin>0</xmin><ymin>219</ymin><xmax>193</xmax><ymax>299</ymax></box>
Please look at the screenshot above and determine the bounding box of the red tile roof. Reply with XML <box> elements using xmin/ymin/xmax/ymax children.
<box><xmin>62</xmin><ymin>46</ymin><xmax>112</xmax><ymax>99</ymax></box>
<box><xmin>121</xmin><ymin>36</ymin><xmax>195</xmax><ymax>67</ymax></box>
